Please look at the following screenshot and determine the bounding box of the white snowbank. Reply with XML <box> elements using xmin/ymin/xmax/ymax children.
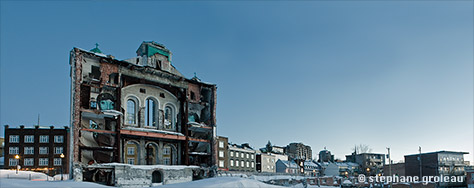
<box><xmin>0</xmin><ymin>179</ymin><xmax>110</xmax><ymax>188</ymax></box>
<box><xmin>157</xmin><ymin>177</ymin><xmax>283</xmax><ymax>188</ymax></box>
<box><xmin>97</xmin><ymin>162</ymin><xmax>200</xmax><ymax>170</ymax></box>
<box><xmin>0</xmin><ymin>169</ymin><xmax>51</xmax><ymax>180</ymax></box>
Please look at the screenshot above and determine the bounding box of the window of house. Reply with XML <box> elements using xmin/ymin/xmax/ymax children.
<box><xmin>54</xmin><ymin>158</ymin><xmax>62</xmax><ymax>166</ymax></box>
<box><xmin>219</xmin><ymin>141</ymin><xmax>224</xmax><ymax>148</ymax></box>
<box><xmin>24</xmin><ymin>158</ymin><xmax>34</xmax><ymax>166</ymax></box>
<box><xmin>241</xmin><ymin>161</ymin><xmax>244</xmax><ymax>167</ymax></box>
<box><xmin>9</xmin><ymin>159</ymin><xmax>18</xmax><ymax>166</ymax></box>
<box><xmin>9</xmin><ymin>135</ymin><xmax>19</xmax><ymax>143</ymax></box>
<box><xmin>24</xmin><ymin>147</ymin><xmax>34</xmax><ymax>155</ymax></box>
<box><xmin>230</xmin><ymin>151</ymin><xmax>234</xmax><ymax>157</ymax></box>
<box><xmin>164</xmin><ymin>106</ymin><xmax>174</xmax><ymax>130</ymax></box>
<box><xmin>241</xmin><ymin>152</ymin><xmax>244</xmax><ymax>158</ymax></box>
<box><xmin>235</xmin><ymin>160</ymin><xmax>238</xmax><ymax>167</ymax></box>
<box><xmin>219</xmin><ymin>151</ymin><xmax>224</xmax><ymax>158</ymax></box>
<box><xmin>24</xmin><ymin>135</ymin><xmax>34</xmax><ymax>143</ymax></box>
<box><xmin>40</xmin><ymin>135</ymin><xmax>49</xmax><ymax>143</ymax></box>
<box><xmin>219</xmin><ymin>160</ymin><xmax>224</xmax><ymax>168</ymax></box>
<box><xmin>55</xmin><ymin>147</ymin><xmax>63</xmax><ymax>154</ymax></box>
<box><xmin>127</xmin><ymin>158</ymin><xmax>135</xmax><ymax>165</ymax></box>
<box><xmin>252</xmin><ymin>162</ymin><xmax>255</xmax><ymax>168</ymax></box>
<box><xmin>39</xmin><ymin>147</ymin><xmax>49</xmax><ymax>154</ymax></box>
<box><xmin>9</xmin><ymin>147</ymin><xmax>19</xmax><ymax>154</ymax></box>
<box><xmin>54</xmin><ymin>136</ymin><xmax>63</xmax><ymax>143</ymax></box>
<box><xmin>246</xmin><ymin>161</ymin><xmax>250</xmax><ymax>168</ymax></box>
<box><xmin>127</xmin><ymin>147</ymin><xmax>135</xmax><ymax>155</ymax></box>
<box><xmin>127</xmin><ymin>99</ymin><xmax>137</xmax><ymax>124</ymax></box>
<box><xmin>39</xmin><ymin>158</ymin><xmax>49</xmax><ymax>166</ymax></box>
<box><xmin>246</xmin><ymin>153</ymin><xmax>249</xmax><ymax>159</ymax></box>
<box><xmin>230</xmin><ymin>160</ymin><xmax>234</xmax><ymax>167</ymax></box>
<box><xmin>251</xmin><ymin>155</ymin><xmax>254</xmax><ymax>159</ymax></box>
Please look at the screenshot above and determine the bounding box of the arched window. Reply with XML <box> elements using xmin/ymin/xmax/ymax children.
<box><xmin>126</xmin><ymin>99</ymin><xmax>136</xmax><ymax>124</ymax></box>
<box><xmin>145</xmin><ymin>98</ymin><xmax>157</xmax><ymax>127</ymax></box>
<box><xmin>164</xmin><ymin>106</ymin><xmax>174</xmax><ymax>130</ymax></box>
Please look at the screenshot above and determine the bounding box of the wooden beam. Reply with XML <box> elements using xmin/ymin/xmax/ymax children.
<box><xmin>120</xmin><ymin>129</ymin><xmax>186</xmax><ymax>141</ymax></box>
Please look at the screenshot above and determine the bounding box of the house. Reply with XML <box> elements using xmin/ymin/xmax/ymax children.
<box><xmin>276</xmin><ymin>159</ymin><xmax>298</xmax><ymax>174</ymax></box>
<box><xmin>256</xmin><ymin>152</ymin><xmax>276</xmax><ymax>173</ymax></box>
<box><xmin>345</xmin><ymin>152</ymin><xmax>385</xmax><ymax>176</ymax></box>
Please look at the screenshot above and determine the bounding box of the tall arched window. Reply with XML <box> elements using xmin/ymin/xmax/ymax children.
<box><xmin>164</xmin><ymin>106</ymin><xmax>174</xmax><ymax>130</ymax></box>
<box><xmin>145</xmin><ymin>98</ymin><xmax>157</xmax><ymax>127</ymax></box>
<box><xmin>126</xmin><ymin>99</ymin><xmax>136</xmax><ymax>124</ymax></box>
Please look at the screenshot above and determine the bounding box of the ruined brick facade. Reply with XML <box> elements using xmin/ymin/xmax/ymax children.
<box><xmin>69</xmin><ymin>42</ymin><xmax>217</xmax><ymax>176</ymax></box>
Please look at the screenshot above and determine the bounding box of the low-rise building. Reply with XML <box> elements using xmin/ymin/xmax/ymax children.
<box><xmin>346</xmin><ymin>152</ymin><xmax>385</xmax><ymax>176</ymax></box>
<box><xmin>405</xmin><ymin>150</ymin><xmax>468</xmax><ymax>187</ymax></box>
<box><xmin>466</xmin><ymin>166</ymin><xmax>474</xmax><ymax>188</ymax></box>
<box><xmin>256</xmin><ymin>152</ymin><xmax>276</xmax><ymax>173</ymax></box>
<box><xmin>383</xmin><ymin>162</ymin><xmax>405</xmax><ymax>176</ymax></box>
<box><xmin>0</xmin><ymin>137</ymin><xmax>4</xmax><ymax>157</ymax></box>
<box><xmin>228</xmin><ymin>143</ymin><xmax>256</xmax><ymax>172</ymax></box>
<box><xmin>276</xmin><ymin>159</ymin><xmax>298</xmax><ymax>174</ymax></box>
<box><xmin>4</xmin><ymin>125</ymin><xmax>69</xmax><ymax>176</ymax></box>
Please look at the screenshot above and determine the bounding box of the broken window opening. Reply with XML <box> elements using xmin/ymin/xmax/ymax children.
<box><xmin>145</xmin><ymin>98</ymin><xmax>157</xmax><ymax>127</ymax></box>
<box><xmin>97</xmin><ymin>93</ymin><xmax>115</xmax><ymax>111</ymax></box>
<box><xmin>190</xmin><ymin>91</ymin><xmax>195</xmax><ymax>100</ymax></box>
<box><xmin>90</xmin><ymin>65</ymin><xmax>101</xmax><ymax>80</ymax></box>
<box><xmin>108</xmin><ymin>73</ymin><xmax>118</xmax><ymax>85</ymax></box>
<box><xmin>140</xmin><ymin>88</ymin><xmax>146</xmax><ymax>93</ymax></box>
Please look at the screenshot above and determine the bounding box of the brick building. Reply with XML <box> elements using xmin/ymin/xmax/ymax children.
<box><xmin>228</xmin><ymin>143</ymin><xmax>256</xmax><ymax>172</ymax></box>
<box><xmin>216</xmin><ymin>136</ymin><xmax>229</xmax><ymax>171</ymax></box>
<box><xmin>69</xmin><ymin>42</ymin><xmax>217</xmax><ymax>178</ymax></box>
<box><xmin>345</xmin><ymin>152</ymin><xmax>385</xmax><ymax>176</ymax></box>
<box><xmin>4</xmin><ymin>125</ymin><xmax>69</xmax><ymax>175</ymax></box>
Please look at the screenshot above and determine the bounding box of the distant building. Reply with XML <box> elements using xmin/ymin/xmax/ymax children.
<box><xmin>216</xmin><ymin>136</ymin><xmax>229</xmax><ymax>171</ymax></box>
<box><xmin>228</xmin><ymin>143</ymin><xmax>256</xmax><ymax>172</ymax></box>
<box><xmin>286</xmin><ymin>143</ymin><xmax>312</xmax><ymax>160</ymax></box>
<box><xmin>345</xmin><ymin>152</ymin><xmax>385</xmax><ymax>176</ymax></box>
<box><xmin>303</xmin><ymin>160</ymin><xmax>320</xmax><ymax>176</ymax></box>
<box><xmin>466</xmin><ymin>166</ymin><xmax>474</xmax><ymax>188</ymax></box>
<box><xmin>383</xmin><ymin>162</ymin><xmax>405</xmax><ymax>176</ymax></box>
<box><xmin>0</xmin><ymin>137</ymin><xmax>4</xmax><ymax>157</ymax></box>
<box><xmin>4</xmin><ymin>125</ymin><xmax>69</xmax><ymax>176</ymax></box>
<box><xmin>405</xmin><ymin>151</ymin><xmax>468</xmax><ymax>187</ymax></box>
<box><xmin>319</xmin><ymin>148</ymin><xmax>334</xmax><ymax>162</ymax></box>
<box><xmin>256</xmin><ymin>152</ymin><xmax>276</xmax><ymax>173</ymax></box>
<box><xmin>276</xmin><ymin>159</ymin><xmax>298</xmax><ymax>174</ymax></box>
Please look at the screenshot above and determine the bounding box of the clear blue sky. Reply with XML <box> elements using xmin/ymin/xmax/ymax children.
<box><xmin>1</xmin><ymin>1</ymin><xmax>472</xmax><ymax>162</ymax></box>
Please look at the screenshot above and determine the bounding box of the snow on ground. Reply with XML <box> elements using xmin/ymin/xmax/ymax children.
<box><xmin>249</xmin><ymin>175</ymin><xmax>307</xmax><ymax>181</ymax></box>
<box><xmin>157</xmin><ymin>177</ymin><xmax>283</xmax><ymax>188</ymax></box>
<box><xmin>0</xmin><ymin>169</ymin><xmax>51</xmax><ymax>180</ymax></box>
<box><xmin>0</xmin><ymin>179</ymin><xmax>110</xmax><ymax>188</ymax></box>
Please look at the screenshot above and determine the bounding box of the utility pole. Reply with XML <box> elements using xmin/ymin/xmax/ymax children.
<box><xmin>418</xmin><ymin>146</ymin><xmax>422</xmax><ymax>179</ymax></box>
<box><xmin>387</xmin><ymin>147</ymin><xmax>392</xmax><ymax>188</ymax></box>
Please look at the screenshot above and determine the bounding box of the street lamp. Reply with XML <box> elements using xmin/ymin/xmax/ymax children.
<box><xmin>60</xmin><ymin>153</ymin><xmax>65</xmax><ymax>180</ymax></box>
<box><xmin>14</xmin><ymin>155</ymin><xmax>20</xmax><ymax>174</ymax></box>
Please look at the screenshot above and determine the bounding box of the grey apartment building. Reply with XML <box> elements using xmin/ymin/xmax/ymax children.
<box><xmin>405</xmin><ymin>151</ymin><xmax>468</xmax><ymax>187</ymax></box>
<box><xmin>228</xmin><ymin>143</ymin><xmax>256</xmax><ymax>172</ymax></box>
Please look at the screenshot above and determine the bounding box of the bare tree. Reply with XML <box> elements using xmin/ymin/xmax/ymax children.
<box><xmin>353</xmin><ymin>144</ymin><xmax>372</xmax><ymax>154</ymax></box>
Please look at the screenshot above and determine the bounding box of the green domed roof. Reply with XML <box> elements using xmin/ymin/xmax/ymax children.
<box><xmin>90</xmin><ymin>43</ymin><xmax>102</xmax><ymax>53</ymax></box>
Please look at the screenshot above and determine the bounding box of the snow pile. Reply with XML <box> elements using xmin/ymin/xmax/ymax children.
<box><xmin>250</xmin><ymin>175</ymin><xmax>306</xmax><ymax>181</ymax></box>
<box><xmin>97</xmin><ymin>162</ymin><xmax>199</xmax><ymax>170</ymax></box>
<box><xmin>0</xmin><ymin>169</ymin><xmax>51</xmax><ymax>180</ymax></box>
<box><xmin>0</xmin><ymin>179</ymin><xmax>110</xmax><ymax>188</ymax></box>
<box><xmin>157</xmin><ymin>177</ymin><xmax>282</xmax><ymax>188</ymax></box>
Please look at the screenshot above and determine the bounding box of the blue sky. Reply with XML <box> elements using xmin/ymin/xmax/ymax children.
<box><xmin>1</xmin><ymin>1</ymin><xmax>472</xmax><ymax>162</ymax></box>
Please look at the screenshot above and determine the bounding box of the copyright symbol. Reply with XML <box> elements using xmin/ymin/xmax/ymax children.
<box><xmin>358</xmin><ymin>174</ymin><xmax>366</xmax><ymax>183</ymax></box>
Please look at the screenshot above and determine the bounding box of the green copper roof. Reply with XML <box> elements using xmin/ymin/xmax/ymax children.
<box><xmin>90</xmin><ymin>43</ymin><xmax>102</xmax><ymax>53</ymax></box>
